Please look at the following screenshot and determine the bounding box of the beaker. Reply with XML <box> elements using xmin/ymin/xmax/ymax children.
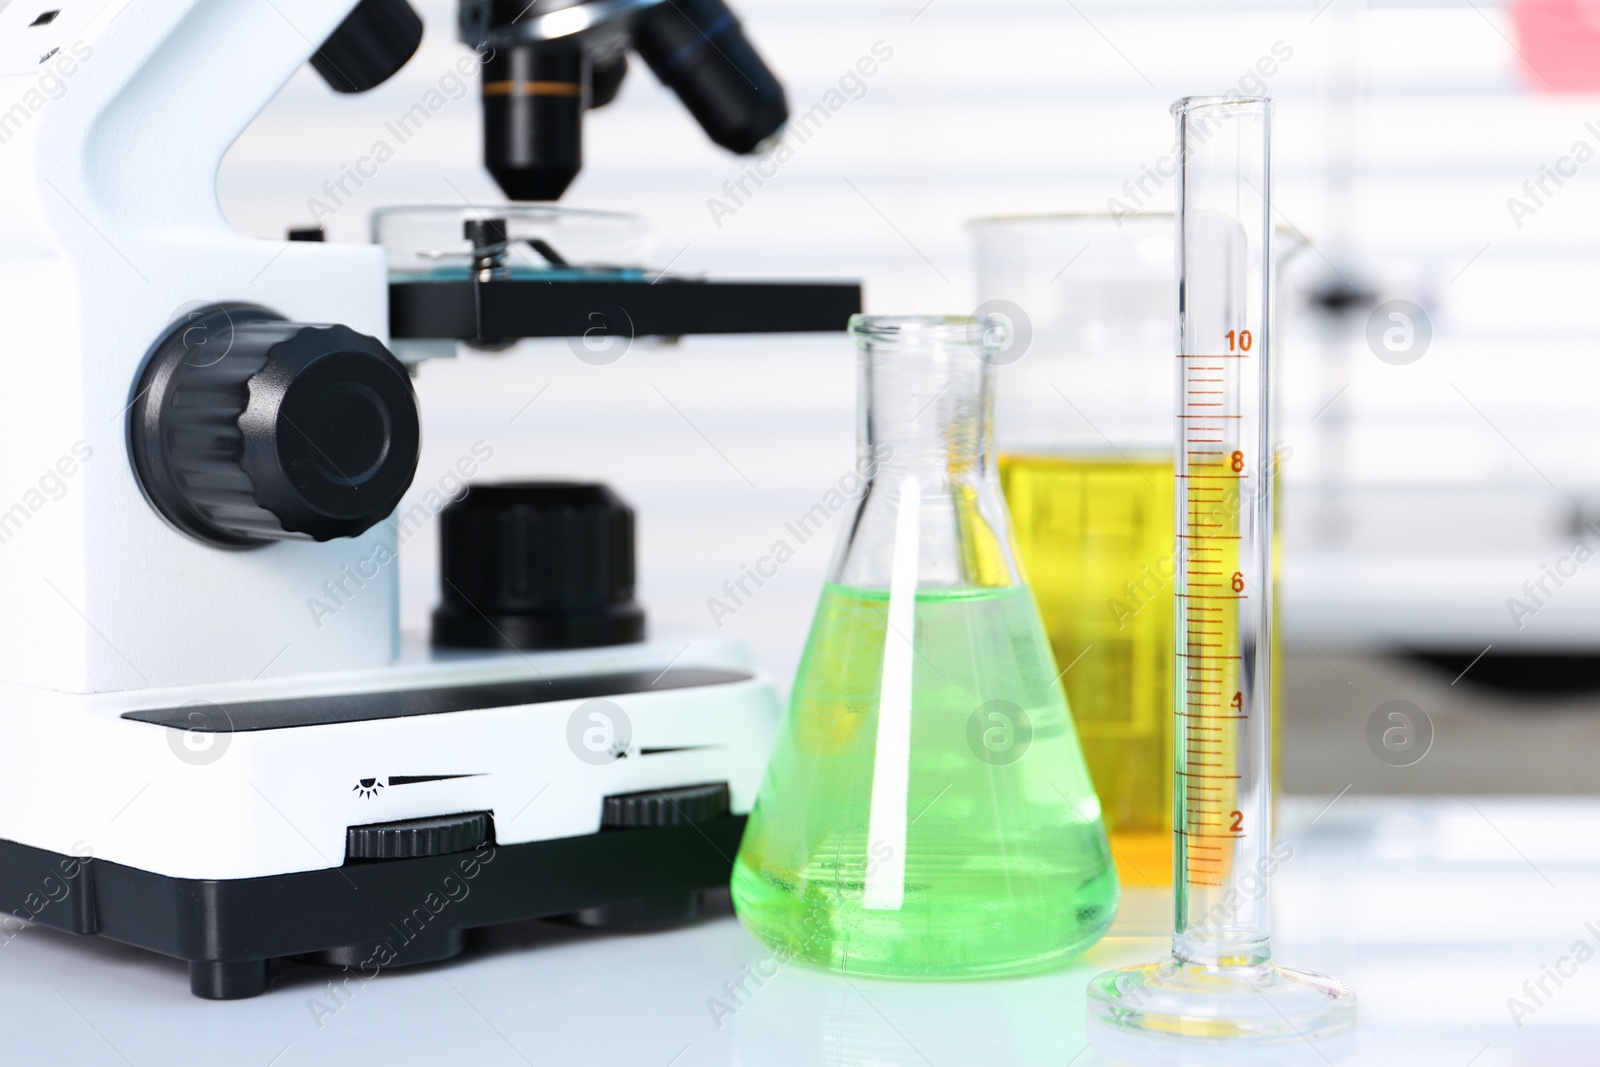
<box><xmin>972</xmin><ymin>214</ymin><xmax>1304</xmax><ymax>898</ymax></box>
<box><xmin>731</xmin><ymin>314</ymin><xmax>1118</xmax><ymax>980</ymax></box>
<box><xmin>972</xmin><ymin>214</ymin><xmax>1177</xmax><ymax>893</ymax></box>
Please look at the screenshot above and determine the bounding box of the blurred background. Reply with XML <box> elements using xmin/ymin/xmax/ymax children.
<box><xmin>219</xmin><ymin>0</ymin><xmax>1600</xmax><ymax>800</ymax></box>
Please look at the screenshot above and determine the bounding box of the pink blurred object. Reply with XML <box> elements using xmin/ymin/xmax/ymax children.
<box><xmin>1510</xmin><ymin>0</ymin><xmax>1600</xmax><ymax>91</ymax></box>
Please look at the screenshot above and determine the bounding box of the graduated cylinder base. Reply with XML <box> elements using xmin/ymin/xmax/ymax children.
<box><xmin>1086</xmin><ymin>958</ymin><xmax>1356</xmax><ymax>1042</ymax></box>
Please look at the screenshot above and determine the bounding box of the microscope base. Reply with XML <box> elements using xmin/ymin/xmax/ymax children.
<box><xmin>0</xmin><ymin>816</ymin><xmax>744</xmax><ymax>1000</ymax></box>
<box><xmin>0</xmin><ymin>635</ymin><xmax>778</xmax><ymax>999</ymax></box>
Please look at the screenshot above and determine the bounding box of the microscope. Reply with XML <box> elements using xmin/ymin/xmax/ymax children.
<box><xmin>0</xmin><ymin>0</ymin><xmax>857</xmax><ymax>998</ymax></box>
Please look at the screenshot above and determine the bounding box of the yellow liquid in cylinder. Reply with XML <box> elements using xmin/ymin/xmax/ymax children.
<box><xmin>999</xmin><ymin>453</ymin><xmax>1175</xmax><ymax>887</ymax></box>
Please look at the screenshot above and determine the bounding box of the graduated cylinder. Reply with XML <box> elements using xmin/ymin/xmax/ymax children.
<box><xmin>1089</xmin><ymin>97</ymin><xmax>1354</xmax><ymax>1041</ymax></box>
<box><xmin>1171</xmin><ymin>96</ymin><xmax>1276</xmax><ymax>965</ymax></box>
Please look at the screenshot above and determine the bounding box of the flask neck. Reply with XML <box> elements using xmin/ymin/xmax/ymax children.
<box><xmin>865</xmin><ymin>326</ymin><xmax>990</xmax><ymax>478</ymax></box>
<box><xmin>833</xmin><ymin>317</ymin><xmax>1023</xmax><ymax>592</ymax></box>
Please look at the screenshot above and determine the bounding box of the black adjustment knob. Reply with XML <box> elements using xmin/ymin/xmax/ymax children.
<box><xmin>131</xmin><ymin>304</ymin><xmax>421</xmax><ymax>546</ymax></box>
<box><xmin>432</xmin><ymin>483</ymin><xmax>645</xmax><ymax>651</ymax></box>
<box><xmin>602</xmin><ymin>783</ymin><xmax>730</xmax><ymax>829</ymax></box>
<box><xmin>346</xmin><ymin>812</ymin><xmax>490</xmax><ymax>861</ymax></box>
<box><xmin>312</xmin><ymin>0</ymin><xmax>424</xmax><ymax>94</ymax></box>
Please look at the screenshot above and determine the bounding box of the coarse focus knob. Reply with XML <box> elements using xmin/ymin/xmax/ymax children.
<box><xmin>130</xmin><ymin>304</ymin><xmax>421</xmax><ymax>546</ymax></box>
<box><xmin>432</xmin><ymin>482</ymin><xmax>645</xmax><ymax>651</ymax></box>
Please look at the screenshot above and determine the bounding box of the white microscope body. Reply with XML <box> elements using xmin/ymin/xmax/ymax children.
<box><xmin>0</xmin><ymin>0</ymin><xmax>792</xmax><ymax>998</ymax></box>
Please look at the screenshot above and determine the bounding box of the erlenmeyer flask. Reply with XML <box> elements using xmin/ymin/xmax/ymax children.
<box><xmin>731</xmin><ymin>314</ymin><xmax>1119</xmax><ymax>980</ymax></box>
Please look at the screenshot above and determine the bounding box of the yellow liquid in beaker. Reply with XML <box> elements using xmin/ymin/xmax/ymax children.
<box><xmin>1000</xmin><ymin>452</ymin><xmax>1175</xmax><ymax>888</ymax></box>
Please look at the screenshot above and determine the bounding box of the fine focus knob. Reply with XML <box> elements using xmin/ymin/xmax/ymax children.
<box><xmin>432</xmin><ymin>483</ymin><xmax>645</xmax><ymax>651</ymax></box>
<box><xmin>131</xmin><ymin>304</ymin><xmax>421</xmax><ymax>546</ymax></box>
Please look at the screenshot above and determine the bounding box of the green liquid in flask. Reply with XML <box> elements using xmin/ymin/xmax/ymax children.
<box><xmin>732</xmin><ymin>582</ymin><xmax>1119</xmax><ymax>979</ymax></box>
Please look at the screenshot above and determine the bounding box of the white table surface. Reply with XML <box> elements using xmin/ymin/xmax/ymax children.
<box><xmin>0</xmin><ymin>795</ymin><xmax>1592</xmax><ymax>1066</ymax></box>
